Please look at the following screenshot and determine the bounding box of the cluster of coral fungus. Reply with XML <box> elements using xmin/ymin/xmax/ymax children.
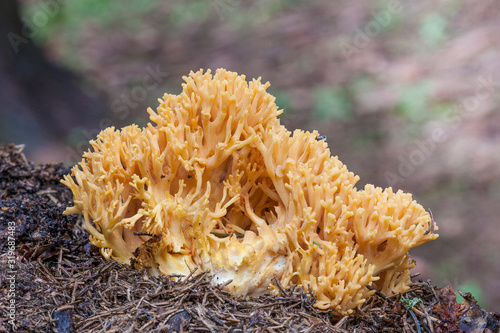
<box><xmin>62</xmin><ymin>69</ymin><xmax>438</xmax><ymax>315</ymax></box>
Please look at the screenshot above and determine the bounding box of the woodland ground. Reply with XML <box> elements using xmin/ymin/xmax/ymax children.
<box><xmin>1</xmin><ymin>144</ymin><xmax>499</xmax><ymax>332</ymax></box>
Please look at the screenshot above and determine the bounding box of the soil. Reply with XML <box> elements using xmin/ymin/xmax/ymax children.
<box><xmin>1</xmin><ymin>144</ymin><xmax>499</xmax><ymax>332</ymax></box>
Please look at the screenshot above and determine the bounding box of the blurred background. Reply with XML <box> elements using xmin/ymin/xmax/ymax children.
<box><xmin>1</xmin><ymin>0</ymin><xmax>499</xmax><ymax>310</ymax></box>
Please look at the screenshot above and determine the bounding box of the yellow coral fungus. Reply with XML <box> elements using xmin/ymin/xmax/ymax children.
<box><xmin>62</xmin><ymin>68</ymin><xmax>438</xmax><ymax>315</ymax></box>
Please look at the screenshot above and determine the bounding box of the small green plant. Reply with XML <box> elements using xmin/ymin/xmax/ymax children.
<box><xmin>401</xmin><ymin>296</ymin><xmax>423</xmax><ymax>309</ymax></box>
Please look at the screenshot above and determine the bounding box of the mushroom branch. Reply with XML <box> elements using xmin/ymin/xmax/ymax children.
<box><xmin>62</xmin><ymin>68</ymin><xmax>438</xmax><ymax>315</ymax></box>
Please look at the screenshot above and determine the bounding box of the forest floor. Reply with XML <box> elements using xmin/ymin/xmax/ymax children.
<box><xmin>1</xmin><ymin>144</ymin><xmax>499</xmax><ymax>332</ymax></box>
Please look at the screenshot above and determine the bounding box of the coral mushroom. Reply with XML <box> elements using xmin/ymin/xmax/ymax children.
<box><xmin>62</xmin><ymin>68</ymin><xmax>438</xmax><ymax>315</ymax></box>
